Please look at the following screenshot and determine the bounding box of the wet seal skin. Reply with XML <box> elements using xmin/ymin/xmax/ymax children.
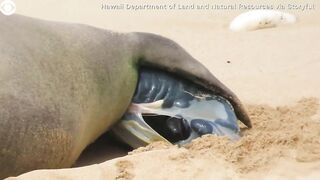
<box><xmin>0</xmin><ymin>14</ymin><xmax>250</xmax><ymax>178</ymax></box>
<box><xmin>112</xmin><ymin>68</ymin><xmax>240</xmax><ymax>148</ymax></box>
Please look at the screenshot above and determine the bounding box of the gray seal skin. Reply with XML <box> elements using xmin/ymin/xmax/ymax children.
<box><xmin>0</xmin><ymin>14</ymin><xmax>251</xmax><ymax>179</ymax></box>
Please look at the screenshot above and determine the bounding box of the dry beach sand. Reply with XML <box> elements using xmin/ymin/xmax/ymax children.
<box><xmin>6</xmin><ymin>0</ymin><xmax>320</xmax><ymax>179</ymax></box>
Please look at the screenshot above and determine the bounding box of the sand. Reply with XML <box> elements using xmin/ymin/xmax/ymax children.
<box><xmin>5</xmin><ymin>0</ymin><xmax>320</xmax><ymax>179</ymax></box>
<box><xmin>8</xmin><ymin>98</ymin><xmax>320</xmax><ymax>179</ymax></box>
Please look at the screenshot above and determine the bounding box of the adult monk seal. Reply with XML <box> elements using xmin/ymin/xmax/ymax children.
<box><xmin>0</xmin><ymin>14</ymin><xmax>251</xmax><ymax>179</ymax></box>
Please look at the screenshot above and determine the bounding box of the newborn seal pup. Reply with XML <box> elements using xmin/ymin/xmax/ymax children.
<box><xmin>0</xmin><ymin>14</ymin><xmax>251</xmax><ymax>179</ymax></box>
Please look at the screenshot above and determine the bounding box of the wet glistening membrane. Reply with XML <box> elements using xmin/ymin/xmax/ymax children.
<box><xmin>112</xmin><ymin>68</ymin><xmax>240</xmax><ymax>148</ymax></box>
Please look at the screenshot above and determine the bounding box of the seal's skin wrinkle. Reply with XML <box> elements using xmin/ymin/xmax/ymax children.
<box><xmin>0</xmin><ymin>14</ymin><xmax>250</xmax><ymax>179</ymax></box>
<box><xmin>112</xmin><ymin>69</ymin><xmax>240</xmax><ymax>148</ymax></box>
